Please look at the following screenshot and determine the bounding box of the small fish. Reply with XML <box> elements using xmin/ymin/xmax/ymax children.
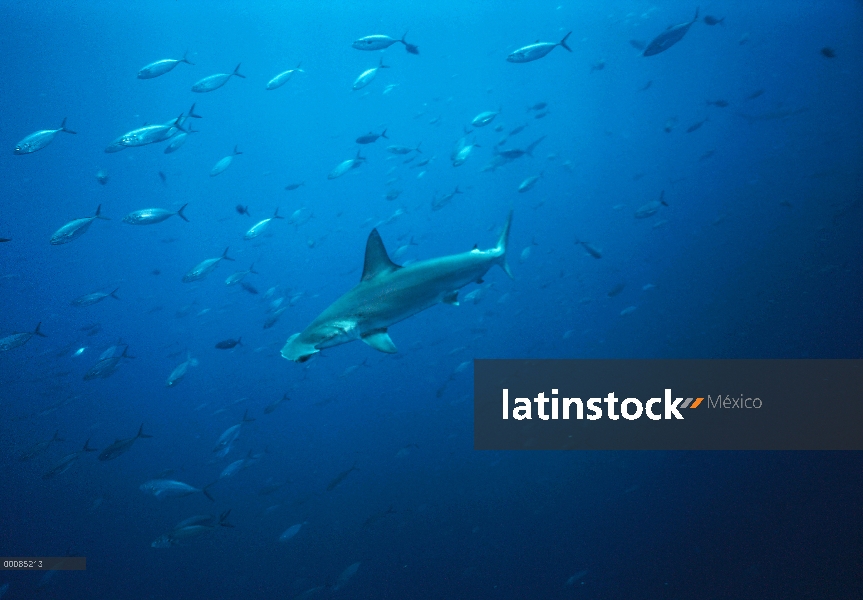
<box><xmin>620</xmin><ymin>306</ymin><xmax>637</xmax><ymax>316</ymax></box>
<box><xmin>686</xmin><ymin>117</ymin><xmax>709</xmax><ymax>133</ymax></box>
<box><xmin>166</xmin><ymin>352</ymin><xmax>198</xmax><ymax>387</ymax></box>
<box><xmin>14</xmin><ymin>118</ymin><xmax>76</xmax><ymax>154</ymax></box>
<box><xmin>191</xmin><ymin>64</ymin><xmax>245</xmax><ymax>92</ymax></box>
<box><xmin>706</xmin><ymin>99</ymin><xmax>729</xmax><ymax>108</ymax></box>
<box><xmin>42</xmin><ymin>439</ymin><xmax>98</xmax><ymax>479</ymax></box>
<box><xmin>471</xmin><ymin>109</ymin><xmax>500</xmax><ymax>128</ymax></box>
<box><xmin>263</xmin><ymin>307</ymin><xmax>288</xmax><ymax>329</ymax></box>
<box><xmin>703</xmin><ymin>15</ymin><xmax>724</xmax><ymax>26</ymax></box>
<box><xmin>607</xmin><ymin>283</ymin><xmax>626</xmax><ymax>297</ymax></box>
<box><xmin>386</xmin><ymin>142</ymin><xmax>422</xmax><ymax>155</ymax></box>
<box><xmin>328</xmin><ymin>151</ymin><xmax>366</xmax><ymax>179</ymax></box>
<box><xmin>96</xmin><ymin>169</ymin><xmax>109</xmax><ymax>185</ymax></box>
<box><xmin>643</xmin><ymin>8</ymin><xmax>699</xmax><ymax>56</ymax></box>
<box><xmin>245</xmin><ymin>208</ymin><xmax>284</xmax><ymax>240</ymax></box>
<box><xmin>210</xmin><ymin>146</ymin><xmax>242</xmax><ymax>177</ymax></box>
<box><xmin>98</xmin><ymin>424</ymin><xmax>152</xmax><ymax>461</ymax></box>
<box><xmin>639</xmin><ymin>80</ymin><xmax>653</xmax><ymax>92</ymax></box>
<box><xmin>240</xmin><ymin>281</ymin><xmax>259</xmax><ymax>295</ymax></box>
<box><xmin>821</xmin><ymin>47</ymin><xmax>836</xmax><ymax>58</ymax></box>
<box><xmin>634</xmin><ymin>190</ymin><xmax>669</xmax><ymax>218</ymax></box>
<box><xmin>278</xmin><ymin>521</ymin><xmax>306</xmax><ymax>542</ymax></box>
<box><xmin>236</xmin><ymin>205</ymin><xmax>251</xmax><ymax>216</ymax></box>
<box><xmin>266</xmin><ymin>62</ymin><xmax>304</xmax><ymax>90</ymax></box>
<box><xmin>71</xmin><ymin>288</ymin><xmax>120</xmax><ymax>307</ymax></box>
<box><xmin>50</xmin><ymin>205</ymin><xmax>109</xmax><ymax>245</ymax></box>
<box><xmin>137</xmin><ymin>52</ymin><xmax>194</xmax><ymax>79</ymax></box>
<box><xmin>575</xmin><ymin>240</ymin><xmax>602</xmax><ymax>259</ymax></box>
<box><xmin>699</xmin><ymin>150</ymin><xmax>715</xmax><ymax>161</ymax></box>
<box><xmin>215</xmin><ymin>338</ymin><xmax>242</xmax><ymax>349</ymax></box>
<box><xmin>507</xmin><ymin>32</ymin><xmax>572</xmax><ymax>63</ymax></box>
<box><xmin>19</xmin><ymin>430</ymin><xmax>65</xmax><ymax>462</ymax></box>
<box><xmin>84</xmin><ymin>345</ymin><xmax>134</xmax><ymax>380</ymax></box>
<box><xmin>746</xmin><ymin>89</ymin><xmax>765</xmax><ymax>100</ymax></box>
<box><xmin>183</xmin><ymin>247</ymin><xmax>235</xmax><ymax>282</ymax></box>
<box><xmin>517</xmin><ymin>173</ymin><xmax>542</xmax><ymax>193</ymax></box>
<box><xmin>590</xmin><ymin>60</ymin><xmax>605</xmax><ymax>72</ymax></box>
<box><xmin>264</xmin><ymin>393</ymin><xmax>289</xmax><ymax>414</ymax></box>
<box><xmin>123</xmin><ymin>205</ymin><xmax>189</xmax><ymax>225</ymax></box>
<box><xmin>352</xmin><ymin>57</ymin><xmax>389</xmax><ymax>90</ymax></box>
<box><xmin>431</xmin><ymin>186</ymin><xmax>462</xmax><ymax>211</ymax></box>
<box><xmin>0</xmin><ymin>322</ymin><xmax>46</xmax><ymax>352</ymax></box>
<box><xmin>140</xmin><ymin>479</ymin><xmax>215</xmax><ymax>501</ymax></box>
<box><xmin>326</xmin><ymin>462</ymin><xmax>358</xmax><ymax>491</ymax></box>
<box><xmin>284</xmin><ymin>182</ymin><xmax>305</xmax><ymax>191</ymax></box>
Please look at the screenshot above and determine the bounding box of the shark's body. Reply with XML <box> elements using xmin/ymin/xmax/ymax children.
<box><xmin>281</xmin><ymin>212</ymin><xmax>513</xmax><ymax>362</ymax></box>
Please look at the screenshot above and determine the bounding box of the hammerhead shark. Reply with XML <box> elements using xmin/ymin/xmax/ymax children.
<box><xmin>281</xmin><ymin>212</ymin><xmax>514</xmax><ymax>362</ymax></box>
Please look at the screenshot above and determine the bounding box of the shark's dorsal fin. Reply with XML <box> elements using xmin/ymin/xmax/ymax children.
<box><xmin>362</xmin><ymin>229</ymin><xmax>400</xmax><ymax>282</ymax></box>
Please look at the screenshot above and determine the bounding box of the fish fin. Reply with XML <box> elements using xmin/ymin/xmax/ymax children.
<box><xmin>177</xmin><ymin>204</ymin><xmax>190</xmax><ymax>222</ymax></box>
<box><xmin>693</xmin><ymin>7</ymin><xmax>700</xmax><ymax>22</ymax></box>
<box><xmin>53</xmin><ymin>430</ymin><xmax>64</xmax><ymax>442</ymax></box>
<box><xmin>233</xmin><ymin>63</ymin><xmax>245</xmax><ymax>78</ymax></box>
<box><xmin>659</xmin><ymin>190</ymin><xmax>668</xmax><ymax>206</ymax></box>
<box><xmin>361</xmin><ymin>329</ymin><xmax>398</xmax><ymax>353</ymax></box>
<box><xmin>381</xmin><ymin>128</ymin><xmax>388</xmax><ymax>139</ymax></box>
<box><xmin>60</xmin><ymin>117</ymin><xmax>77</xmax><ymax>135</ymax></box>
<box><xmin>95</xmin><ymin>204</ymin><xmax>110</xmax><ymax>220</ymax></box>
<box><xmin>415</xmin><ymin>141</ymin><xmax>423</xmax><ymax>153</ymax></box>
<box><xmin>137</xmin><ymin>424</ymin><xmax>153</xmax><ymax>439</ymax></box>
<box><xmin>242</xmin><ymin>409</ymin><xmax>256</xmax><ymax>422</ymax></box>
<box><xmin>273</xmin><ymin>207</ymin><xmax>284</xmax><ymax>219</ymax></box>
<box><xmin>233</xmin><ymin>145</ymin><xmax>242</xmax><ymax>155</ymax></box>
<box><xmin>203</xmin><ymin>483</ymin><xmax>216</xmax><ymax>502</ymax></box>
<box><xmin>33</xmin><ymin>322</ymin><xmax>47</xmax><ymax>337</ymax></box>
<box><xmin>249</xmin><ymin>263</ymin><xmax>259</xmax><ymax>275</ymax></box>
<box><xmin>187</xmin><ymin>103</ymin><xmax>201</xmax><ymax>118</ymax></box>
<box><xmin>361</xmin><ymin>229</ymin><xmax>401</xmax><ymax>282</ymax></box>
<box><xmin>219</xmin><ymin>509</ymin><xmax>234</xmax><ymax>527</ymax></box>
<box><xmin>121</xmin><ymin>346</ymin><xmax>136</xmax><ymax>359</ymax></box>
<box><xmin>83</xmin><ymin>438</ymin><xmax>98</xmax><ymax>452</ymax></box>
<box><xmin>110</xmin><ymin>288</ymin><xmax>120</xmax><ymax>300</ymax></box>
<box><xmin>443</xmin><ymin>291</ymin><xmax>460</xmax><ymax>306</ymax></box>
<box><xmin>379</xmin><ymin>57</ymin><xmax>389</xmax><ymax>69</ymax></box>
<box><xmin>222</xmin><ymin>247</ymin><xmax>235</xmax><ymax>261</ymax></box>
<box><xmin>495</xmin><ymin>210</ymin><xmax>514</xmax><ymax>279</ymax></box>
<box><xmin>182</xmin><ymin>50</ymin><xmax>195</xmax><ymax>66</ymax></box>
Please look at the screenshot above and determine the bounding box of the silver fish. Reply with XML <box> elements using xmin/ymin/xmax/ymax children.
<box><xmin>634</xmin><ymin>190</ymin><xmax>668</xmax><ymax>218</ymax></box>
<box><xmin>507</xmin><ymin>32</ymin><xmax>572</xmax><ymax>63</ymax></box>
<box><xmin>50</xmin><ymin>205</ymin><xmax>109</xmax><ymax>245</ymax></box>
<box><xmin>124</xmin><ymin>205</ymin><xmax>189</xmax><ymax>225</ymax></box>
<box><xmin>137</xmin><ymin>52</ymin><xmax>194</xmax><ymax>79</ymax></box>
<box><xmin>352</xmin><ymin>57</ymin><xmax>389</xmax><ymax>90</ymax></box>
<box><xmin>244</xmin><ymin>208</ymin><xmax>284</xmax><ymax>240</ymax></box>
<box><xmin>140</xmin><ymin>479</ymin><xmax>214</xmax><ymax>501</ymax></box>
<box><xmin>14</xmin><ymin>118</ymin><xmax>76</xmax><ymax>154</ymax></box>
<box><xmin>183</xmin><ymin>247</ymin><xmax>235</xmax><ymax>282</ymax></box>
<box><xmin>191</xmin><ymin>64</ymin><xmax>245</xmax><ymax>92</ymax></box>
<box><xmin>0</xmin><ymin>322</ymin><xmax>46</xmax><ymax>352</ymax></box>
<box><xmin>71</xmin><ymin>288</ymin><xmax>120</xmax><ymax>307</ymax></box>
<box><xmin>166</xmin><ymin>352</ymin><xmax>198</xmax><ymax>387</ymax></box>
<box><xmin>328</xmin><ymin>151</ymin><xmax>366</xmax><ymax>179</ymax></box>
<box><xmin>210</xmin><ymin>146</ymin><xmax>242</xmax><ymax>177</ymax></box>
<box><xmin>471</xmin><ymin>109</ymin><xmax>501</xmax><ymax>128</ymax></box>
<box><xmin>643</xmin><ymin>9</ymin><xmax>699</xmax><ymax>56</ymax></box>
<box><xmin>266</xmin><ymin>63</ymin><xmax>304</xmax><ymax>90</ymax></box>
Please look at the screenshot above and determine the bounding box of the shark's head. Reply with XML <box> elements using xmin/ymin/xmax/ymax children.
<box><xmin>281</xmin><ymin>333</ymin><xmax>320</xmax><ymax>363</ymax></box>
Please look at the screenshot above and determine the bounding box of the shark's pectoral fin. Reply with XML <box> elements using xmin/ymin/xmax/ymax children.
<box><xmin>443</xmin><ymin>291</ymin><xmax>460</xmax><ymax>306</ymax></box>
<box><xmin>361</xmin><ymin>329</ymin><xmax>398</xmax><ymax>353</ymax></box>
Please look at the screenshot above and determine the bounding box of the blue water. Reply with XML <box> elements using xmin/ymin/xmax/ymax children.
<box><xmin>1</xmin><ymin>1</ymin><xmax>861</xmax><ymax>598</ymax></box>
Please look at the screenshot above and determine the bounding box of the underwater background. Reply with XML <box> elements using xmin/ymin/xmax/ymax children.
<box><xmin>1</xmin><ymin>0</ymin><xmax>861</xmax><ymax>598</ymax></box>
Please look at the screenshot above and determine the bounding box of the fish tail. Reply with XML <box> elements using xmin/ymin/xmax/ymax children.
<box><xmin>137</xmin><ymin>424</ymin><xmax>153</xmax><ymax>439</ymax></box>
<box><xmin>53</xmin><ymin>430</ymin><xmax>64</xmax><ymax>442</ymax></box>
<box><xmin>660</xmin><ymin>190</ymin><xmax>668</xmax><ymax>206</ymax></box>
<box><xmin>233</xmin><ymin>145</ymin><xmax>242</xmax><ymax>155</ymax></box>
<box><xmin>83</xmin><ymin>438</ymin><xmax>98</xmax><ymax>452</ymax></box>
<box><xmin>495</xmin><ymin>210</ymin><xmax>514</xmax><ymax>280</ymax></box>
<box><xmin>559</xmin><ymin>31</ymin><xmax>572</xmax><ymax>52</ymax></box>
<box><xmin>243</xmin><ymin>409</ymin><xmax>256</xmax><ymax>423</ymax></box>
<box><xmin>381</xmin><ymin>128</ymin><xmax>388</xmax><ymax>139</ymax></box>
<box><xmin>415</xmin><ymin>141</ymin><xmax>422</xmax><ymax>153</ymax></box>
<box><xmin>121</xmin><ymin>346</ymin><xmax>137</xmax><ymax>359</ymax></box>
<box><xmin>110</xmin><ymin>288</ymin><xmax>120</xmax><ymax>300</ymax></box>
<box><xmin>177</xmin><ymin>204</ymin><xmax>190</xmax><ymax>222</ymax></box>
<box><xmin>187</xmin><ymin>103</ymin><xmax>202</xmax><ymax>118</ymax></box>
<box><xmin>222</xmin><ymin>247</ymin><xmax>235</xmax><ymax>262</ymax></box>
<box><xmin>233</xmin><ymin>63</ymin><xmax>246</xmax><ymax>78</ymax></box>
<box><xmin>203</xmin><ymin>483</ymin><xmax>216</xmax><ymax>502</ymax></box>
<box><xmin>60</xmin><ymin>117</ymin><xmax>77</xmax><ymax>135</ymax></box>
<box><xmin>33</xmin><ymin>322</ymin><xmax>47</xmax><ymax>337</ymax></box>
<box><xmin>273</xmin><ymin>207</ymin><xmax>284</xmax><ymax>220</ymax></box>
<box><xmin>379</xmin><ymin>57</ymin><xmax>389</xmax><ymax>69</ymax></box>
<box><xmin>183</xmin><ymin>50</ymin><xmax>195</xmax><ymax>65</ymax></box>
<box><xmin>693</xmin><ymin>7</ymin><xmax>700</xmax><ymax>22</ymax></box>
<box><xmin>95</xmin><ymin>204</ymin><xmax>111</xmax><ymax>220</ymax></box>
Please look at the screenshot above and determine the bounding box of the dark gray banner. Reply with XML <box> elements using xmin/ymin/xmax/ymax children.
<box><xmin>474</xmin><ymin>360</ymin><xmax>863</xmax><ymax>450</ymax></box>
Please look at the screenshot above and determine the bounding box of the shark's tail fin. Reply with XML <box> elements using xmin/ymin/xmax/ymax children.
<box><xmin>495</xmin><ymin>211</ymin><xmax>514</xmax><ymax>280</ymax></box>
